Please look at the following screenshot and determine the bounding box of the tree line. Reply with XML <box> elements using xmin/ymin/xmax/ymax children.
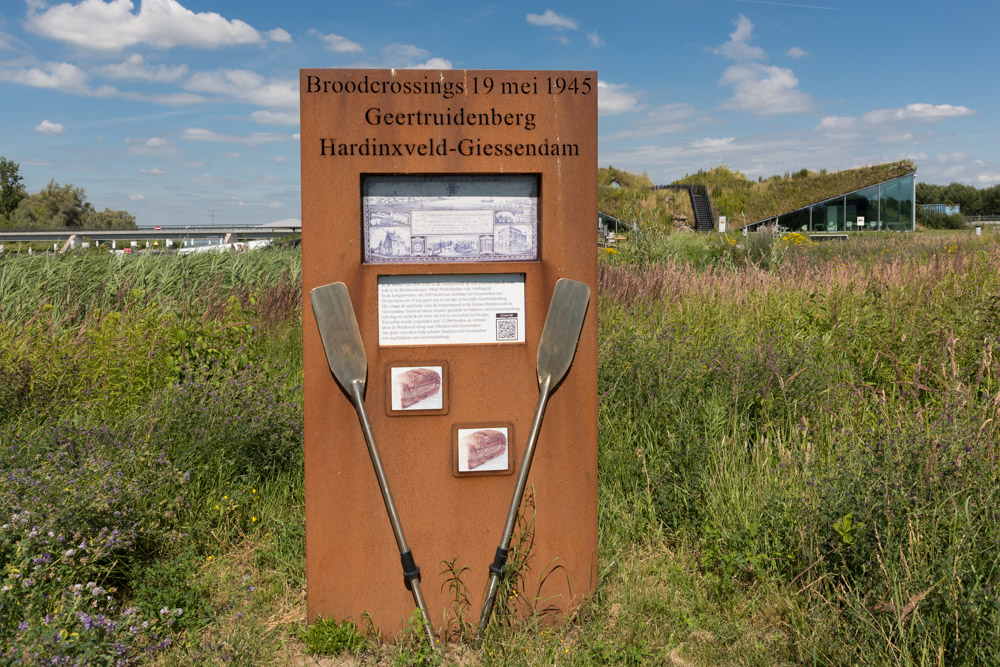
<box><xmin>0</xmin><ymin>156</ymin><xmax>136</xmax><ymax>230</ymax></box>
<box><xmin>916</xmin><ymin>181</ymin><xmax>1000</xmax><ymax>217</ymax></box>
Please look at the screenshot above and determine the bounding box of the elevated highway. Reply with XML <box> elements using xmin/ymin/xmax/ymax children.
<box><xmin>0</xmin><ymin>225</ymin><xmax>300</xmax><ymax>243</ymax></box>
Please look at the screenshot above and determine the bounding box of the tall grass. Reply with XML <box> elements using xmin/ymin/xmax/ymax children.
<box><xmin>597</xmin><ymin>232</ymin><xmax>1000</xmax><ymax>663</ymax></box>
<box><xmin>0</xmin><ymin>249</ymin><xmax>304</xmax><ymax>664</ymax></box>
<box><xmin>4</xmin><ymin>234</ymin><xmax>1000</xmax><ymax>664</ymax></box>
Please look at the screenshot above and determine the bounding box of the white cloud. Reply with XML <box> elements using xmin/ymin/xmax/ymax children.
<box><xmin>266</xmin><ymin>28</ymin><xmax>291</xmax><ymax>43</ymax></box>
<box><xmin>691</xmin><ymin>137</ymin><xmax>735</xmax><ymax>149</ymax></box>
<box><xmin>184</xmin><ymin>69</ymin><xmax>298</xmax><ymax>109</ymax></box>
<box><xmin>127</xmin><ymin>135</ymin><xmax>175</xmax><ymax>156</ymax></box>
<box><xmin>526</xmin><ymin>9</ymin><xmax>579</xmax><ymax>30</ymax></box>
<box><xmin>321</xmin><ymin>32</ymin><xmax>363</xmax><ymax>53</ymax></box>
<box><xmin>114</xmin><ymin>90</ymin><xmax>204</xmax><ymax>106</ymax></box>
<box><xmin>935</xmin><ymin>151</ymin><xmax>974</xmax><ymax>163</ymax></box>
<box><xmin>378</xmin><ymin>44</ymin><xmax>450</xmax><ymax>69</ymax></box>
<box><xmin>27</xmin><ymin>0</ymin><xmax>287</xmax><ymax>50</ymax></box>
<box><xmin>603</xmin><ymin>103</ymin><xmax>696</xmax><ymax>141</ymax></box>
<box><xmin>182</xmin><ymin>127</ymin><xmax>296</xmax><ymax>145</ymax></box>
<box><xmin>588</xmin><ymin>30</ymin><xmax>604</xmax><ymax>47</ymax></box>
<box><xmin>917</xmin><ymin>153</ymin><xmax>1000</xmax><ymax>186</ymax></box>
<box><xmin>815</xmin><ymin>115</ymin><xmax>856</xmax><ymax>131</ymax></box>
<box><xmin>129</xmin><ymin>194</ymin><xmax>145</xmax><ymax>200</ymax></box>
<box><xmin>139</xmin><ymin>167</ymin><xmax>166</xmax><ymax>174</ymax></box>
<box><xmin>720</xmin><ymin>63</ymin><xmax>813</xmax><ymax>114</ymax></box>
<box><xmin>248</xmin><ymin>110</ymin><xmax>299</xmax><ymax>126</ymax></box>
<box><xmin>861</xmin><ymin>103</ymin><xmax>975</xmax><ymax>125</ymax></box>
<box><xmin>597</xmin><ymin>80</ymin><xmax>639</xmax><ymax>116</ymax></box>
<box><xmin>93</xmin><ymin>54</ymin><xmax>188</xmax><ymax>82</ymax></box>
<box><xmin>714</xmin><ymin>14</ymin><xmax>766</xmax><ymax>62</ymax></box>
<box><xmin>35</xmin><ymin>119</ymin><xmax>65</xmax><ymax>135</ymax></box>
<box><xmin>0</xmin><ymin>31</ymin><xmax>18</xmax><ymax>51</ymax></box>
<box><xmin>0</xmin><ymin>61</ymin><xmax>89</xmax><ymax>93</ymax></box>
<box><xmin>787</xmin><ymin>47</ymin><xmax>808</xmax><ymax>58</ymax></box>
<box><xmin>0</xmin><ymin>58</ymin><xmax>205</xmax><ymax>106</ymax></box>
<box><xmin>409</xmin><ymin>57</ymin><xmax>452</xmax><ymax>70</ymax></box>
<box><xmin>382</xmin><ymin>43</ymin><xmax>429</xmax><ymax>62</ymax></box>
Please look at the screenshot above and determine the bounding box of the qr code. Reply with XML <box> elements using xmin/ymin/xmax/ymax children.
<box><xmin>496</xmin><ymin>317</ymin><xmax>518</xmax><ymax>341</ymax></box>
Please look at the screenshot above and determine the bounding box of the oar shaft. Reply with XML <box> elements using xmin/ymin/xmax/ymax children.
<box><xmin>475</xmin><ymin>376</ymin><xmax>552</xmax><ymax>642</ymax></box>
<box><xmin>350</xmin><ymin>382</ymin><xmax>436</xmax><ymax>649</ymax></box>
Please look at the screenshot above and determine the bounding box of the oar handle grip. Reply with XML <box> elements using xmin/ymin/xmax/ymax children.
<box><xmin>400</xmin><ymin>550</ymin><xmax>421</xmax><ymax>580</ymax></box>
<box><xmin>488</xmin><ymin>547</ymin><xmax>509</xmax><ymax>576</ymax></box>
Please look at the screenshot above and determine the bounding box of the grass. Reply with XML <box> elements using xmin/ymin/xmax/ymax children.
<box><xmin>3</xmin><ymin>229</ymin><xmax>1000</xmax><ymax>664</ymax></box>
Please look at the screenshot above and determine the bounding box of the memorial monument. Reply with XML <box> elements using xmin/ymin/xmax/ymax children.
<box><xmin>301</xmin><ymin>68</ymin><xmax>598</xmax><ymax>640</ymax></box>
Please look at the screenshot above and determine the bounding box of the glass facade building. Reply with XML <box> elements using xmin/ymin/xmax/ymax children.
<box><xmin>753</xmin><ymin>172</ymin><xmax>915</xmax><ymax>232</ymax></box>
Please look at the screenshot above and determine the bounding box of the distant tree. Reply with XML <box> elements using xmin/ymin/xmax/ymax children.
<box><xmin>941</xmin><ymin>183</ymin><xmax>983</xmax><ymax>215</ymax></box>
<box><xmin>916</xmin><ymin>181</ymin><xmax>1000</xmax><ymax>217</ymax></box>
<box><xmin>0</xmin><ymin>156</ymin><xmax>26</xmax><ymax>219</ymax></box>
<box><xmin>915</xmin><ymin>182</ymin><xmax>943</xmax><ymax>205</ymax></box>
<box><xmin>11</xmin><ymin>180</ymin><xmax>88</xmax><ymax>228</ymax></box>
<box><xmin>981</xmin><ymin>184</ymin><xmax>1000</xmax><ymax>216</ymax></box>
<box><xmin>84</xmin><ymin>207</ymin><xmax>137</xmax><ymax>229</ymax></box>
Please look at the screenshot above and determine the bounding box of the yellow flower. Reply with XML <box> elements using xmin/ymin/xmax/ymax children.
<box><xmin>206</xmin><ymin>555</ymin><xmax>213</xmax><ymax>562</ymax></box>
<box><xmin>215</xmin><ymin>505</ymin><xmax>220</xmax><ymax>510</ymax></box>
<box><xmin>251</xmin><ymin>517</ymin><xmax>257</xmax><ymax>522</ymax></box>
<box><xmin>222</xmin><ymin>495</ymin><xmax>227</xmax><ymax>500</ymax></box>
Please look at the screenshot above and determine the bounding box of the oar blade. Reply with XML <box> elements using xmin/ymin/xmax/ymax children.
<box><xmin>536</xmin><ymin>278</ymin><xmax>590</xmax><ymax>389</ymax></box>
<box><xmin>310</xmin><ymin>282</ymin><xmax>368</xmax><ymax>393</ymax></box>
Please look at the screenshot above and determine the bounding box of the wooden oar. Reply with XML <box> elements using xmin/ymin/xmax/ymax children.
<box><xmin>474</xmin><ymin>278</ymin><xmax>591</xmax><ymax>643</ymax></box>
<box><xmin>310</xmin><ymin>282</ymin><xmax>436</xmax><ymax>649</ymax></box>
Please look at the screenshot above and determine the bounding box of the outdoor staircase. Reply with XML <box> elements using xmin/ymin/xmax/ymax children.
<box><xmin>650</xmin><ymin>183</ymin><xmax>718</xmax><ymax>233</ymax></box>
<box><xmin>691</xmin><ymin>186</ymin><xmax>715</xmax><ymax>233</ymax></box>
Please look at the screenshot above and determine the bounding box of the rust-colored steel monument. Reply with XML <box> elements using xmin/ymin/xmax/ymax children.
<box><xmin>301</xmin><ymin>68</ymin><xmax>598</xmax><ymax>640</ymax></box>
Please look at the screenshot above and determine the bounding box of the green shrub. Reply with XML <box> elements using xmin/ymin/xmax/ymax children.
<box><xmin>299</xmin><ymin>616</ymin><xmax>369</xmax><ymax>655</ymax></box>
<box><xmin>917</xmin><ymin>207</ymin><xmax>966</xmax><ymax>229</ymax></box>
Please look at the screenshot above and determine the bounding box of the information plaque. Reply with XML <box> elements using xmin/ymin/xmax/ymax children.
<box><xmin>302</xmin><ymin>68</ymin><xmax>597</xmax><ymax>641</ymax></box>
<box><xmin>364</xmin><ymin>175</ymin><xmax>538</xmax><ymax>264</ymax></box>
<box><xmin>377</xmin><ymin>274</ymin><xmax>525</xmax><ymax>346</ymax></box>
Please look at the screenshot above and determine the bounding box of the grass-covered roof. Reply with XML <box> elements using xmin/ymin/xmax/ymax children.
<box><xmin>672</xmin><ymin>161</ymin><xmax>915</xmax><ymax>227</ymax></box>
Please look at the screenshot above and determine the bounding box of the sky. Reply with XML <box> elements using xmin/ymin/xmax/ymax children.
<box><xmin>1</xmin><ymin>0</ymin><xmax>998</xmax><ymax>228</ymax></box>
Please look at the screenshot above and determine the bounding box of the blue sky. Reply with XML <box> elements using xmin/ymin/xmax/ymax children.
<box><xmin>1</xmin><ymin>0</ymin><xmax>997</xmax><ymax>228</ymax></box>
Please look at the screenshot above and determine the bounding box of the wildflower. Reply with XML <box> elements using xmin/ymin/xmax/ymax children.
<box><xmin>206</xmin><ymin>555</ymin><xmax>213</xmax><ymax>562</ymax></box>
<box><xmin>251</xmin><ymin>516</ymin><xmax>257</xmax><ymax>522</ymax></box>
